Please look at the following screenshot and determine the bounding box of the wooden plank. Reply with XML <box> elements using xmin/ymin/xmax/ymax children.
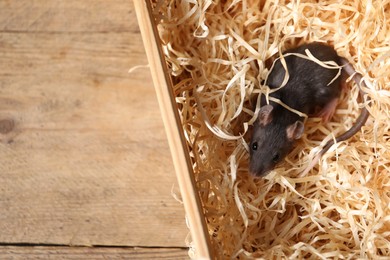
<box><xmin>0</xmin><ymin>0</ymin><xmax>140</xmax><ymax>33</ymax></box>
<box><xmin>134</xmin><ymin>0</ymin><xmax>213</xmax><ymax>258</ymax></box>
<box><xmin>0</xmin><ymin>246</ymin><xmax>189</xmax><ymax>259</ymax></box>
<box><xmin>0</xmin><ymin>0</ymin><xmax>188</xmax><ymax>248</ymax></box>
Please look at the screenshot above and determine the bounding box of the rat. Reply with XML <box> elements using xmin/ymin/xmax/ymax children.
<box><xmin>249</xmin><ymin>42</ymin><xmax>370</xmax><ymax>177</ymax></box>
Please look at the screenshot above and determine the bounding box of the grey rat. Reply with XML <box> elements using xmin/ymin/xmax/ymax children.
<box><xmin>249</xmin><ymin>42</ymin><xmax>369</xmax><ymax>177</ymax></box>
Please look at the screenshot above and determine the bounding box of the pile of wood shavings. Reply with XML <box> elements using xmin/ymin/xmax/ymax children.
<box><xmin>151</xmin><ymin>0</ymin><xmax>390</xmax><ymax>258</ymax></box>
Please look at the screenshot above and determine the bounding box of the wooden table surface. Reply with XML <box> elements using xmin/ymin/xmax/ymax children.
<box><xmin>0</xmin><ymin>0</ymin><xmax>189</xmax><ymax>258</ymax></box>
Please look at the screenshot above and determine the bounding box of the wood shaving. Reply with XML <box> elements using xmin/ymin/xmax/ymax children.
<box><xmin>151</xmin><ymin>0</ymin><xmax>390</xmax><ymax>258</ymax></box>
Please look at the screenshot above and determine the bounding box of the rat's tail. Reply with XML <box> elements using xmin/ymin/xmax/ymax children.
<box><xmin>302</xmin><ymin>58</ymin><xmax>370</xmax><ymax>175</ymax></box>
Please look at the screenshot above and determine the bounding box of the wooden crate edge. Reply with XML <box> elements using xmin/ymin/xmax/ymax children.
<box><xmin>133</xmin><ymin>0</ymin><xmax>213</xmax><ymax>259</ymax></box>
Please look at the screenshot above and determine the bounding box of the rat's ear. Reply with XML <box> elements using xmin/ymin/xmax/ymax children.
<box><xmin>258</xmin><ymin>105</ymin><xmax>273</xmax><ymax>126</ymax></box>
<box><xmin>286</xmin><ymin>121</ymin><xmax>304</xmax><ymax>140</ymax></box>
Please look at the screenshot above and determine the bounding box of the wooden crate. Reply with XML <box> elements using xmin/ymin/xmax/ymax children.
<box><xmin>133</xmin><ymin>0</ymin><xmax>390</xmax><ymax>259</ymax></box>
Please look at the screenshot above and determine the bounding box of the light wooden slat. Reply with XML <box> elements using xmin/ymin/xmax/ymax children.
<box><xmin>134</xmin><ymin>0</ymin><xmax>213</xmax><ymax>258</ymax></box>
<box><xmin>0</xmin><ymin>0</ymin><xmax>188</xmax><ymax>248</ymax></box>
<box><xmin>0</xmin><ymin>0</ymin><xmax>139</xmax><ymax>33</ymax></box>
<box><xmin>0</xmin><ymin>246</ymin><xmax>189</xmax><ymax>259</ymax></box>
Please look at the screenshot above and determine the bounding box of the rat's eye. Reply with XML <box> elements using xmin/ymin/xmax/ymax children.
<box><xmin>272</xmin><ymin>153</ymin><xmax>280</xmax><ymax>163</ymax></box>
<box><xmin>252</xmin><ymin>142</ymin><xmax>258</xmax><ymax>151</ymax></box>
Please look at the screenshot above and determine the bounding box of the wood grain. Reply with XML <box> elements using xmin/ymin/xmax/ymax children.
<box><xmin>0</xmin><ymin>246</ymin><xmax>188</xmax><ymax>259</ymax></box>
<box><xmin>0</xmin><ymin>0</ymin><xmax>187</xmax><ymax>248</ymax></box>
<box><xmin>0</xmin><ymin>0</ymin><xmax>140</xmax><ymax>33</ymax></box>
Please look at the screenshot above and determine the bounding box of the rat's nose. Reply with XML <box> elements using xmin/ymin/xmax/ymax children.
<box><xmin>249</xmin><ymin>164</ymin><xmax>272</xmax><ymax>177</ymax></box>
<box><xmin>249</xmin><ymin>165</ymin><xmax>264</xmax><ymax>177</ymax></box>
